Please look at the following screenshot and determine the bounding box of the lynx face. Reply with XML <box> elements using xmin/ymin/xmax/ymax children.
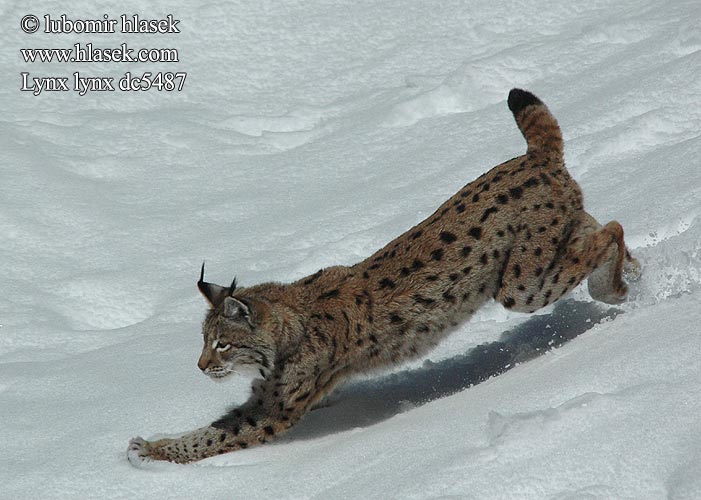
<box><xmin>196</xmin><ymin>266</ymin><xmax>274</xmax><ymax>381</ymax></box>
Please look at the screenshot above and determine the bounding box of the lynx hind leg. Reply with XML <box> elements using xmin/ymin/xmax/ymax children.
<box><xmin>498</xmin><ymin>213</ymin><xmax>635</xmax><ymax>312</ymax></box>
<box><xmin>562</xmin><ymin>218</ymin><xmax>634</xmax><ymax>305</ymax></box>
<box><xmin>588</xmin><ymin>233</ymin><xmax>640</xmax><ymax>303</ymax></box>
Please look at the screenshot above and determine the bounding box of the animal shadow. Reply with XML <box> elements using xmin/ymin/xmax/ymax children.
<box><xmin>281</xmin><ymin>299</ymin><xmax>621</xmax><ymax>442</ymax></box>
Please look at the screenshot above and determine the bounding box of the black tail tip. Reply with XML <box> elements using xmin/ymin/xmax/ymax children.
<box><xmin>508</xmin><ymin>88</ymin><xmax>543</xmax><ymax>115</ymax></box>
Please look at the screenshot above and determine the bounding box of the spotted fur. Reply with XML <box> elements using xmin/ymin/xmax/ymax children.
<box><xmin>127</xmin><ymin>89</ymin><xmax>640</xmax><ymax>465</ymax></box>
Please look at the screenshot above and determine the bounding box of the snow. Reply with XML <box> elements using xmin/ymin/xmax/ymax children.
<box><xmin>1</xmin><ymin>0</ymin><xmax>700</xmax><ymax>498</ymax></box>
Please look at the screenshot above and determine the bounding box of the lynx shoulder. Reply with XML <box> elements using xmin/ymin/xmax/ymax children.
<box><xmin>127</xmin><ymin>89</ymin><xmax>640</xmax><ymax>465</ymax></box>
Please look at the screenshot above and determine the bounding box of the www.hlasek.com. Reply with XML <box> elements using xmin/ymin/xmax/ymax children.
<box><xmin>21</xmin><ymin>43</ymin><xmax>178</xmax><ymax>64</ymax></box>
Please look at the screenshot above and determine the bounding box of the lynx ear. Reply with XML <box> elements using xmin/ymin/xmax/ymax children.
<box><xmin>197</xmin><ymin>262</ymin><xmax>237</xmax><ymax>308</ymax></box>
<box><xmin>222</xmin><ymin>296</ymin><xmax>251</xmax><ymax>321</ymax></box>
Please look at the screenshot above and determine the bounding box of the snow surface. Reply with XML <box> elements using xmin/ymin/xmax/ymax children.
<box><xmin>2</xmin><ymin>0</ymin><xmax>701</xmax><ymax>498</ymax></box>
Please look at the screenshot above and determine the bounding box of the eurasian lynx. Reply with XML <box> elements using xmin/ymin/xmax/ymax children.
<box><xmin>128</xmin><ymin>89</ymin><xmax>639</xmax><ymax>465</ymax></box>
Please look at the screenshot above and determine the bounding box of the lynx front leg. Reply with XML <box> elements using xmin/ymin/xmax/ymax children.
<box><xmin>126</xmin><ymin>362</ymin><xmax>339</xmax><ymax>465</ymax></box>
<box><xmin>127</xmin><ymin>427</ymin><xmax>226</xmax><ymax>465</ymax></box>
<box><xmin>127</xmin><ymin>392</ymin><xmax>310</xmax><ymax>465</ymax></box>
<box><xmin>127</xmin><ymin>404</ymin><xmax>305</xmax><ymax>466</ymax></box>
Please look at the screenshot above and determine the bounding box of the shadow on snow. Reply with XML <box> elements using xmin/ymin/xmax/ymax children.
<box><xmin>281</xmin><ymin>299</ymin><xmax>621</xmax><ymax>442</ymax></box>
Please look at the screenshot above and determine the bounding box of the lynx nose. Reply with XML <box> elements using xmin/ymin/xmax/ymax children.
<box><xmin>197</xmin><ymin>353</ymin><xmax>211</xmax><ymax>371</ymax></box>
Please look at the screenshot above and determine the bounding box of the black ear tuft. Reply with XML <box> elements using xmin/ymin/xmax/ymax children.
<box><xmin>197</xmin><ymin>262</ymin><xmax>231</xmax><ymax>308</ymax></box>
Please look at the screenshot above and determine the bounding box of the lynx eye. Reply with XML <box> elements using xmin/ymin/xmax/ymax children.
<box><xmin>212</xmin><ymin>340</ymin><xmax>231</xmax><ymax>352</ymax></box>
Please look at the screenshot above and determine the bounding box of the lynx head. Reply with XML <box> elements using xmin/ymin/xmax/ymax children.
<box><xmin>196</xmin><ymin>263</ymin><xmax>274</xmax><ymax>381</ymax></box>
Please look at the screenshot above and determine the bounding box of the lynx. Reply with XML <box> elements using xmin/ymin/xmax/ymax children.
<box><xmin>128</xmin><ymin>89</ymin><xmax>640</xmax><ymax>465</ymax></box>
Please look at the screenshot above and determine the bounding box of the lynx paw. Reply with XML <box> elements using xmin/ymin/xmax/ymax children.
<box><xmin>623</xmin><ymin>256</ymin><xmax>642</xmax><ymax>281</ymax></box>
<box><xmin>610</xmin><ymin>281</ymin><xmax>629</xmax><ymax>304</ymax></box>
<box><xmin>592</xmin><ymin>285</ymin><xmax>628</xmax><ymax>305</ymax></box>
<box><xmin>127</xmin><ymin>437</ymin><xmax>154</xmax><ymax>467</ymax></box>
<box><xmin>127</xmin><ymin>436</ymin><xmax>174</xmax><ymax>466</ymax></box>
